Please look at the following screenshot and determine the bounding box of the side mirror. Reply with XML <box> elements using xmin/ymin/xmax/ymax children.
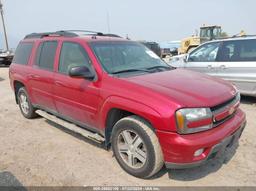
<box><xmin>69</xmin><ymin>65</ymin><xmax>95</xmax><ymax>80</ymax></box>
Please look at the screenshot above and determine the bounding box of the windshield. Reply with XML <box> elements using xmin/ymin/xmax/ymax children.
<box><xmin>200</xmin><ymin>27</ymin><xmax>221</xmax><ymax>39</ymax></box>
<box><xmin>90</xmin><ymin>41</ymin><xmax>170</xmax><ymax>75</ymax></box>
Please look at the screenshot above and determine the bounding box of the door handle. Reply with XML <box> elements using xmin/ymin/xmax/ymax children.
<box><xmin>54</xmin><ymin>81</ymin><xmax>65</xmax><ymax>87</ymax></box>
<box><xmin>220</xmin><ymin>65</ymin><xmax>227</xmax><ymax>69</ymax></box>
<box><xmin>29</xmin><ymin>74</ymin><xmax>40</xmax><ymax>79</ymax></box>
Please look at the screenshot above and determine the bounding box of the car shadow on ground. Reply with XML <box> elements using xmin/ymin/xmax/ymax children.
<box><xmin>151</xmin><ymin>141</ymin><xmax>239</xmax><ymax>180</ymax></box>
<box><xmin>0</xmin><ymin>171</ymin><xmax>27</xmax><ymax>190</ymax></box>
<box><xmin>240</xmin><ymin>95</ymin><xmax>256</xmax><ymax>105</ymax></box>
<box><xmin>0</xmin><ymin>65</ymin><xmax>10</xmax><ymax>68</ymax></box>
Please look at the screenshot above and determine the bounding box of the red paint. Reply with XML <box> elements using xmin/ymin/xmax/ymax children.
<box><xmin>187</xmin><ymin>117</ymin><xmax>212</xmax><ymax>128</ymax></box>
<box><xmin>214</xmin><ymin>101</ymin><xmax>240</xmax><ymax>122</ymax></box>
<box><xmin>9</xmin><ymin>35</ymin><xmax>246</xmax><ymax>165</ymax></box>
<box><xmin>156</xmin><ymin>109</ymin><xmax>245</xmax><ymax>163</ymax></box>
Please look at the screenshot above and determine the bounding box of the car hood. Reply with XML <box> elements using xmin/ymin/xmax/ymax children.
<box><xmin>124</xmin><ymin>69</ymin><xmax>236</xmax><ymax>107</ymax></box>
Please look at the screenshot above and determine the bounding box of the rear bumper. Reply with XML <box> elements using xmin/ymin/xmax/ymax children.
<box><xmin>156</xmin><ymin>108</ymin><xmax>246</xmax><ymax>168</ymax></box>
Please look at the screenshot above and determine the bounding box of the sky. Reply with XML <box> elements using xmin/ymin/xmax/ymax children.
<box><xmin>0</xmin><ymin>0</ymin><xmax>255</xmax><ymax>49</ymax></box>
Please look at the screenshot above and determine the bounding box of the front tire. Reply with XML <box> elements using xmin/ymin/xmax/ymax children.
<box><xmin>17</xmin><ymin>87</ymin><xmax>37</xmax><ymax>119</ymax></box>
<box><xmin>111</xmin><ymin>116</ymin><xmax>163</xmax><ymax>178</ymax></box>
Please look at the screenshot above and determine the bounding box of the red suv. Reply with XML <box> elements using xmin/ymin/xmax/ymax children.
<box><xmin>9</xmin><ymin>31</ymin><xmax>246</xmax><ymax>178</ymax></box>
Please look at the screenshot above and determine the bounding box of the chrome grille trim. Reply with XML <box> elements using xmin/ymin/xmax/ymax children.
<box><xmin>211</xmin><ymin>93</ymin><xmax>240</xmax><ymax>126</ymax></box>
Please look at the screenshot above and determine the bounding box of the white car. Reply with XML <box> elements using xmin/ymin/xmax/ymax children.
<box><xmin>168</xmin><ymin>36</ymin><xmax>256</xmax><ymax>97</ymax></box>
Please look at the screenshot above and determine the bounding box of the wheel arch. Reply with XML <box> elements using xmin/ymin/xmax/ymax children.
<box><xmin>13</xmin><ymin>80</ymin><xmax>25</xmax><ymax>104</ymax></box>
<box><xmin>101</xmin><ymin>96</ymin><xmax>162</xmax><ymax>147</ymax></box>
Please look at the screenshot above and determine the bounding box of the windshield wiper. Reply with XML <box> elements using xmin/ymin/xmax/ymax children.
<box><xmin>111</xmin><ymin>68</ymin><xmax>152</xmax><ymax>75</ymax></box>
<box><xmin>146</xmin><ymin>65</ymin><xmax>173</xmax><ymax>71</ymax></box>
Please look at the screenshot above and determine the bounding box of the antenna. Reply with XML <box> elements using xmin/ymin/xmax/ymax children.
<box><xmin>0</xmin><ymin>0</ymin><xmax>9</xmax><ymax>50</ymax></box>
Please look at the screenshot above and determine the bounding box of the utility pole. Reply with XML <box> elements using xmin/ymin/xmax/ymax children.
<box><xmin>0</xmin><ymin>0</ymin><xmax>9</xmax><ymax>50</ymax></box>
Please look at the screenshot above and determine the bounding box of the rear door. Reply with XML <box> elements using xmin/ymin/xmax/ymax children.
<box><xmin>185</xmin><ymin>41</ymin><xmax>221</xmax><ymax>76</ymax></box>
<box><xmin>215</xmin><ymin>39</ymin><xmax>256</xmax><ymax>96</ymax></box>
<box><xmin>29</xmin><ymin>41</ymin><xmax>58</xmax><ymax>111</ymax></box>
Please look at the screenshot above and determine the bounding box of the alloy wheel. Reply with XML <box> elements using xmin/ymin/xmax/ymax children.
<box><xmin>117</xmin><ymin>130</ymin><xmax>147</xmax><ymax>169</ymax></box>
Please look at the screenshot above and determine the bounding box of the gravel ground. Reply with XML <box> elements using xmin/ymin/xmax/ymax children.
<box><xmin>0</xmin><ymin>67</ymin><xmax>256</xmax><ymax>187</ymax></box>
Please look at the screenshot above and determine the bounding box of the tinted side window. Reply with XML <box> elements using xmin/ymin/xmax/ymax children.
<box><xmin>13</xmin><ymin>42</ymin><xmax>33</xmax><ymax>65</ymax></box>
<box><xmin>218</xmin><ymin>39</ymin><xmax>256</xmax><ymax>62</ymax></box>
<box><xmin>35</xmin><ymin>41</ymin><xmax>57</xmax><ymax>70</ymax></box>
<box><xmin>239</xmin><ymin>39</ymin><xmax>256</xmax><ymax>61</ymax></box>
<box><xmin>188</xmin><ymin>42</ymin><xmax>220</xmax><ymax>62</ymax></box>
<box><xmin>58</xmin><ymin>42</ymin><xmax>91</xmax><ymax>74</ymax></box>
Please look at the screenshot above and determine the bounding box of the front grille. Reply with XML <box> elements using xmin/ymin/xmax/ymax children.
<box><xmin>211</xmin><ymin>95</ymin><xmax>237</xmax><ymax>111</ymax></box>
<box><xmin>211</xmin><ymin>94</ymin><xmax>240</xmax><ymax>127</ymax></box>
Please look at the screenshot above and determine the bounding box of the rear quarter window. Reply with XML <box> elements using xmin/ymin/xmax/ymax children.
<box><xmin>239</xmin><ymin>40</ymin><xmax>256</xmax><ymax>61</ymax></box>
<box><xmin>12</xmin><ymin>42</ymin><xmax>34</xmax><ymax>65</ymax></box>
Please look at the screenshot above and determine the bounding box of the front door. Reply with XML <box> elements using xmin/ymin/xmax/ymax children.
<box><xmin>53</xmin><ymin>41</ymin><xmax>100</xmax><ymax>129</ymax></box>
<box><xmin>185</xmin><ymin>41</ymin><xmax>221</xmax><ymax>77</ymax></box>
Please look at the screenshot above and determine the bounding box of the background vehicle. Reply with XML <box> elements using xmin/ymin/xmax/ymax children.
<box><xmin>159</xmin><ymin>41</ymin><xmax>180</xmax><ymax>58</ymax></box>
<box><xmin>139</xmin><ymin>41</ymin><xmax>161</xmax><ymax>57</ymax></box>
<box><xmin>0</xmin><ymin>0</ymin><xmax>13</xmax><ymax>66</ymax></box>
<box><xmin>178</xmin><ymin>25</ymin><xmax>222</xmax><ymax>54</ymax></box>
<box><xmin>0</xmin><ymin>49</ymin><xmax>14</xmax><ymax>65</ymax></box>
<box><xmin>9</xmin><ymin>30</ymin><xmax>246</xmax><ymax>178</ymax></box>
<box><xmin>170</xmin><ymin>36</ymin><xmax>256</xmax><ymax>97</ymax></box>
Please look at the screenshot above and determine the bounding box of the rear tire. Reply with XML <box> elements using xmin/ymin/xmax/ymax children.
<box><xmin>17</xmin><ymin>87</ymin><xmax>37</xmax><ymax>119</ymax></box>
<box><xmin>111</xmin><ymin>115</ymin><xmax>163</xmax><ymax>178</ymax></box>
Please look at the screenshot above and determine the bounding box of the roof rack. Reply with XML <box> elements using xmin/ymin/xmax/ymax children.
<box><xmin>24</xmin><ymin>30</ymin><xmax>122</xmax><ymax>39</ymax></box>
<box><xmin>62</xmin><ymin>30</ymin><xmax>104</xmax><ymax>36</ymax></box>
<box><xmin>24</xmin><ymin>31</ymin><xmax>78</xmax><ymax>39</ymax></box>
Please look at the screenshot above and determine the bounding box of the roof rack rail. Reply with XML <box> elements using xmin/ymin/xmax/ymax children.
<box><xmin>62</xmin><ymin>30</ymin><xmax>121</xmax><ymax>38</ymax></box>
<box><xmin>104</xmin><ymin>33</ymin><xmax>122</xmax><ymax>38</ymax></box>
<box><xmin>24</xmin><ymin>30</ymin><xmax>122</xmax><ymax>39</ymax></box>
<box><xmin>24</xmin><ymin>31</ymin><xmax>78</xmax><ymax>39</ymax></box>
<box><xmin>61</xmin><ymin>30</ymin><xmax>104</xmax><ymax>36</ymax></box>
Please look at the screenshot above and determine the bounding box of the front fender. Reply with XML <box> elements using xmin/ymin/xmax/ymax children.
<box><xmin>99</xmin><ymin>95</ymin><xmax>171</xmax><ymax>132</ymax></box>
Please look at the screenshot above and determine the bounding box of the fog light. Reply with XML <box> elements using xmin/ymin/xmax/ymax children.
<box><xmin>194</xmin><ymin>148</ymin><xmax>204</xmax><ymax>157</ymax></box>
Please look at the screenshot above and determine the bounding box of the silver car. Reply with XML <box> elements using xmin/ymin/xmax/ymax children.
<box><xmin>170</xmin><ymin>37</ymin><xmax>256</xmax><ymax>97</ymax></box>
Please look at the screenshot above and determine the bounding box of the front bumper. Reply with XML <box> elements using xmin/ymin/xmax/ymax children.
<box><xmin>165</xmin><ymin>122</ymin><xmax>245</xmax><ymax>169</ymax></box>
<box><xmin>156</xmin><ymin>108</ymin><xmax>246</xmax><ymax>169</ymax></box>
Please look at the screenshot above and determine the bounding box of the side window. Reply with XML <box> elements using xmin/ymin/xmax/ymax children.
<box><xmin>58</xmin><ymin>42</ymin><xmax>91</xmax><ymax>74</ymax></box>
<box><xmin>188</xmin><ymin>42</ymin><xmax>220</xmax><ymax>62</ymax></box>
<box><xmin>217</xmin><ymin>42</ymin><xmax>236</xmax><ymax>62</ymax></box>
<box><xmin>218</xmin><ymin>39</ymin><xmax>256</xmax><ymax>62</ymax></box>
<box><xmin>239</xmin><ymin>39</ymin><xmax>256</xmax><ymax>61</ymax></box>
<box><xmin>35</xmin><ymin>41</ymin><xmax>57</xmax><ymax>71</ymax></box>
<box><xmin>13</xmin><ymin>42</ymin><xmax>33</xmax><ymax>65</ymax></box>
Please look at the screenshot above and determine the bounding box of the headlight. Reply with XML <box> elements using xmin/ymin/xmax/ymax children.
<box><xmin>175</xmin><ymin>108</ymin><xmax>213</xmax><ymax>134</ymax></box>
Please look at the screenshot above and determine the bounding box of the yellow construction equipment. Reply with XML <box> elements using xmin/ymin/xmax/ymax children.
<box><xmin>178</xmin><ymin>25</ymin><xmax>222</xmax><ymax>54</ymax></box>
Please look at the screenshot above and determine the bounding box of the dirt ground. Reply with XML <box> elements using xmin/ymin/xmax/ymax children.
<box><xmin>0</xmin><ymin>67</ymin><xmax>256</xmax><ymax>187</ymax></box>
